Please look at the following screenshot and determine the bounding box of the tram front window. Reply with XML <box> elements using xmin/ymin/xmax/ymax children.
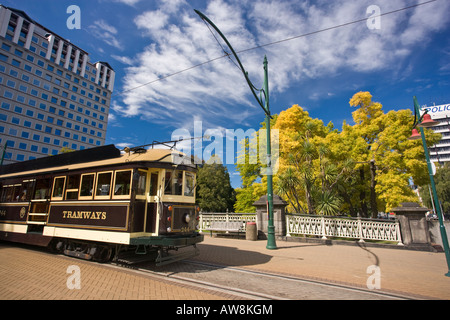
<box><xmin>164</xmin><ymin>170</ymin><xmax>183</xmax><ymax>196</ymax></box>
<box><xmin>150</xmin><ymin>173</ymin><xmax>158</xmax><ymax>196</ymax></box>
<box><xmin>184</xmin><ymin>172</ymin><xmax>195</xmax><ymax>197</ymax></box>
<box><xmin>136</xmin><ymin>170</ymin><xmax>147</xmax><ymax>196</ymax></box>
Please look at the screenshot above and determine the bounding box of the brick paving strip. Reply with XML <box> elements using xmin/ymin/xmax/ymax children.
<box><xmin>0</xmin><ymin>243</ymin><xmax>239</xmax><ymax>300</ymax></box>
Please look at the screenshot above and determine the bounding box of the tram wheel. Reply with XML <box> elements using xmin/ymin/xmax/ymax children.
<box><xmin>94</xmin><ymin>245</ymin><xmax>113</xmax><ymax>263</ymax></box>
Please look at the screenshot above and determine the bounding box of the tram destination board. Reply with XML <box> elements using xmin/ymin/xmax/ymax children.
<box><xmin>48</xmin><ymin>204</ymin><xmax>129</xmax><ymax>230</ymax></box>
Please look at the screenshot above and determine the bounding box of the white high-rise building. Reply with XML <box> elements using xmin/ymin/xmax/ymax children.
<box><xmin>0</xmin><ymin>5</ymin><xmax>115</xmax><ymax>164</ymax></box>
<box><xmin>421</xmin><ymin>104</ymin><xmax>450</xmax><ymax>164</ymax></box>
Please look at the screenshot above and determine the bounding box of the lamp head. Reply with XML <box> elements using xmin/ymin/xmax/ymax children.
<box><xmin>408</xmin><ymin>128</ymin><xmax>421</xmax><ymax>141</ymax></box>
<box><xmin>417</xmin><ymin>113</ymin><xmax>438</xmax><ymax>128</ymax></box>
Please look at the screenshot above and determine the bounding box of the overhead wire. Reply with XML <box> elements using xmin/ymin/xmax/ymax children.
<box><xmin>112</xmin><ymin>0</ymin><xmax>439</xmax><ymax>97</ymax></box>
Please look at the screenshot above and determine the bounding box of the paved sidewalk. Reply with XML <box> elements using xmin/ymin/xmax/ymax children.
<box><xmin>1</xmin><ymin>237</ymin><xmax>449</xmax><ymax>300</ymax></box>
<box><xmin>0</xmin><ymin>243</ymin><xmax>238</xmax><ymax>300</ymax></box>
<box><xmin>193</xmin><ymin>236</ymin><xmax>450</xmax><ymax>299</ymax></box>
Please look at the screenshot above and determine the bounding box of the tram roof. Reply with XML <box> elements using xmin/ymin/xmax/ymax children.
<box><xmin>0</xmin><ymin>145</ymin><xmax>194</xmax><ymax>179</ymax></box>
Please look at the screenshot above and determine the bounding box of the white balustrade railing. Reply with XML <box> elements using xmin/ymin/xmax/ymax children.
<box><xmin>286</xmin><ymin>214</ymin><xmax>403</xmax><ymax>244</ymax></box>
<box><xmin>199</xmin><ymin>212</ymin><xmax>256</xmax><ymax>233</ymax></box>
<box><xmin>199</xmin><ymin>212</ymin><xmax>403</xmax><ymax>245</ymax></box>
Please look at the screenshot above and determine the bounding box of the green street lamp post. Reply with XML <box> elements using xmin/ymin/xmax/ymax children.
<box><xmin>0</xmin><ymin>144</ymin><xmax>6</xmax><ymax>166</ymax></box>
<box><xmin>195</xmin><ymin>10</ymin><xmax>277</xmax><ymax>249</ymax></box>
<box><xmin>408</xmin><ymin>96</ymin><xmax>450</xmax><ymax>277</ymax></box>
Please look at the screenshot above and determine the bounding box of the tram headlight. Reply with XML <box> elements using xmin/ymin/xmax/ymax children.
<box><xmin>183</xmin><ymin>213</ymin><xmax>191</xmax><ymax>224</ymax></box>
<box><xmin>167</xmin><ymin>227</ymin><xmax>172</xmax><ymax>232</ymax></box>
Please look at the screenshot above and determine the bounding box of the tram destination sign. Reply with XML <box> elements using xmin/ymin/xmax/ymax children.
<box><xmin>48</xmin><ymin>204</ymin><xmax>129</xmax><ymax>230</ymax></box>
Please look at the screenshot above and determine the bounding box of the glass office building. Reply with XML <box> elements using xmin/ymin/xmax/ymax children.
<box><xmin>0</xmin><ymin>5</ymin><xmax>115</xmax><ymax>165</ymax></box>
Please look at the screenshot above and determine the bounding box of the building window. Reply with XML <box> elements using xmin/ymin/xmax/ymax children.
<box><xmin>1</xmin><ymin>43</ymin><xmax>11</xmax><ymax>51</ymax></box>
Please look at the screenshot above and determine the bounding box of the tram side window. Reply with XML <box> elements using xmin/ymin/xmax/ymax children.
<box><xmin>80</xmin><ymin>173</ymin><xmax>95</xmax><ymax>198</ymax></box>
<box><xmin>65</xmin><ymin>175</ymin><xmax>80</xmax><ymax>200</ymax></box>
<box><xmin>164</xmin><ymin>170</ymin><xmax>183</xmax><ymax>196</ymax></box>
<box><xmin>52</xmin><ymin>177</ymin><xmax>65</xmax><ymax>199</ymax></box>
<box><xmin>114</xmin><ymin>170</ymin><xmax>132</xmax><ymax>197</ymax></box>
<box><xmin>96</xmin><ymin>172</ymin><xmax>112</xmax><ymax>197</ymax></box>
<box><xmin>0</xmin><ymin>185</ymin><xmax>20</xmax><ymax>202</ymax></box>
<box><xmin>33</xmin><ymin>178</ymin><xmax>51</xmax><ymax>199</ymax></box>
<box><xmin>19</xmin><ymin>180</ymin><xmax>34</xmax><ymax>201</ymax></box>
<box><xmin>0</xmin><ymin>186</ymin><xmax>9</xmax><ymax>202</ymax></box>
<box><xmin>12</xmin><ymin>185</ymin><xmax>21</xmax><ymax>201</ymax></box>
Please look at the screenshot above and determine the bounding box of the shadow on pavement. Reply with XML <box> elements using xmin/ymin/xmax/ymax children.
<box><xmin>138</xmin><ymin>242</ymin><xmax>273</xmax><ymax>275</ymax></box>
<box><xmin>356</xmin><ymin>241</ymin><xmax>380</xmax><ymax>266</ymax></box>
<box><xmin>193</xmin><ymin>243</ymin><xmax>272</xmax><ymax>267</ymax></box>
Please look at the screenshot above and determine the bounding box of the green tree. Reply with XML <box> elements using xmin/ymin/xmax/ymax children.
<box><xmin>196</xmin><ymin>162</ymin><xmax>236</xmax><ymax>212</ymax></box>
<box><xmin>344</xmin><ymin>92</ymin><xmax>441</xmax><ymax>215</ymax></box>
<box><xmin>59</xmin><ymin>147</ymin><xmax>74</xmax><ymax>154</ymax></box>
<box><xmin>420</xmin><ymin>163</ymin><xmax>450</xmax><ymax>215</ymax></box>
<box><xmin>233</xmin><ymin>93</ymin><xmax>441</xmax><ymax>217</ymax></box>
<box><xmin>233</xmin><ymin>134</ymin><xmax>262</xmax><ymax>213</ymax></box>
<box><xmin>273</xmin><ymin>105</ymin><xmax>336</xmax><ymax>214</ymax></box>
<box><xmin>233</xmin><ymin>117</ymin><xmax>277</xmax><ymax>213</ymax></box>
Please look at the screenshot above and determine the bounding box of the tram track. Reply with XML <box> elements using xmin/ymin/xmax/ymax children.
<box><xmin>109</xmin><ymin>261</ymin><xmax>281</xmax><ymax>300</ymax></box>
<box><xmin>110</xmin><ymin>259</ymin><xmax>416</xmax><ymax>300</ymax></box>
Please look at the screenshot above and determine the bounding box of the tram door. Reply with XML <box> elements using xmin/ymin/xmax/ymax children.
<box><xmin>145</xmin><ymin>170</ymin><xmax>160</xmax><ymax>233</ymax></box>
<box><xmin>27</xmin><ymin>177</ymin><xmax>52</xmax><ymax>231</ymax></box>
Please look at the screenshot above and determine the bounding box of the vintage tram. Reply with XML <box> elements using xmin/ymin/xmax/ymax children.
<box><xmin>0</xmin><ymin>144</ymin><xmax>203</xmax><ymax>265</ymax></box>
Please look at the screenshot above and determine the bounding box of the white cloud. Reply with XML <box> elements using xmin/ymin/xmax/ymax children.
<box><xmin>111</xmin><ymin>55</ymin><xmax>135</xmax><ymax>65</ymax></box>
<box><xmin>110</xmin><ymin>0</ymin><xmax>142</xmax><ymax>6</ymax></box>
<box><xmin>113</xmin><ymin>0</ymin><xmax>450</xmax><ymax>130</ymax></box>
<box><xmin>88</xmin><ymin>20</ymin><xmax>122</xmax><ymax>49</ymax></box>
<box><xmin>134</xmin><ymin>10</ymin><xmax>169</xmax><ymax>35</ymax></box>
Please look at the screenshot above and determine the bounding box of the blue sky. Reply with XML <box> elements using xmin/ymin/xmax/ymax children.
<box><xmin>4</xmin><ymin>0</ymin><xmax>450</xmax><ymax>188</ymax></box>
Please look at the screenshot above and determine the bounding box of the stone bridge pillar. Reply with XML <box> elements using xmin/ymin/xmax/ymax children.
<box><xmin>253</xmin><ymin>194</ymin><xmax>288</xmax><ymax>239</ymax></box>
<box><xmin>392</xmin><ymin>202</ymin><xmax>433</xmax><ymax>251</ymax></box>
